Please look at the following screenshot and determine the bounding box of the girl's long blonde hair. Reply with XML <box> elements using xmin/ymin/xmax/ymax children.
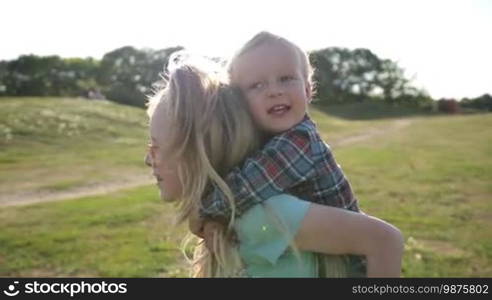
<box><xmin>147</xmin><ymin>58</ymin><xmax>260</xmax><ymax>277</ymax></box>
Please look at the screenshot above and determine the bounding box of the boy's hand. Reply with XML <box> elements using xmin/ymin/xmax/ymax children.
<box><xmin>202</xmin><ymin>221</ymin><xmax>224</xmax><ymax>252</ymax></box>
<box><xmin>189</xmin><ymin>208</ymin><xmax>226</xmax><ymax>253</ymax></box>
<box><xmin>189</xmin><ymin>206</ymin><xmax>205</xmax><ymax>238</ymax></box>
<box><xmin>189</xmin><ymin>216</ymin><xmax>224</xmax><ymax>252</ymax></box>
<box><xmin>188</xmin><ymin>207</ymin><xmax>232</xmax><ymax>252</ymax></box>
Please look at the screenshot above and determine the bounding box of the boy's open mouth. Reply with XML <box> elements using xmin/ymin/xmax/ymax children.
<box><xmin>267</xmin><ymin>104</ymin><xmax>291</xmax><ymax>115</ymax></box>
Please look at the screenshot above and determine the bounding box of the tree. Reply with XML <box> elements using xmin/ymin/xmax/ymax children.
<box><xmin>309</xmin><ymin>47</ymin><xmax>349</xmax><ymax>104</ymax></box>
<box><xmin>97</xmin><ymin>46</ymin><xmax>183</xmax><ymax>107</ymax></box>
<box><xmin>0</xmin><ymin>55</ymin><xmax>99</xmax><ymax>97</ymax></box>
<box><xmin>62</xmin><ymin>57</ymin><xmax>100</xmax><ymax>96</ymax></box>
<box><xmin>309</xmin><ymin>47</ymin><xmax>428</xmax><ymax>106</ymax></box>
<box><xmin>0</xmin><ymin>61</ymin><xmax>7</xmax><ymax>95</ymax></box>
<box><xmin>461</xmin><ymin>94</ymin><xmax>492</xmax><ymax>111</ymax></box>
<box><xmin>3</xmin><ymin>55</ymin><xmax>63</xmax><ymax>96</ymax></box>
<box><xmin>350</xmin><ymin>48</ymin><xmax>382</xmax><ymax>100</ymax></box>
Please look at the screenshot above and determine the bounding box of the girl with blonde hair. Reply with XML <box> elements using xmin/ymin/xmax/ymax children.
<box><xmin>145</xmin><ymin>55</ymin><xmax>403</xmax><ymax>277</ymax></box>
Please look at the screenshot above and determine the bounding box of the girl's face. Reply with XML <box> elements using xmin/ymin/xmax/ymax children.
<box><xmin>231</xmin><ymin>41</ymin><xmax>311</xmax><ymax>134</ymax></box>
<box><xmin>145</xmin><ymin>107</ymin><xmax>183</xmax><ymax>201</ymax></box>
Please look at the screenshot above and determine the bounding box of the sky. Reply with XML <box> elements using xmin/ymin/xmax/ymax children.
<box><xmin>1</xmin><ymin>0</ymin><xmax>491</xmax><ymax>99</ymax></box>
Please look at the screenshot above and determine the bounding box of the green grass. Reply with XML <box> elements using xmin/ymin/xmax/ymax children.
<box><xmin>336</xmin><ymin>113</ymin><xmax>492</xmax><ymax>277</ymax></box>
<box><xmin>0</xmin><ymin>97</ymin><xmax>491</xmax><ymax>277</ymax></box>
<box><xmin>0</xmin><ymin>185</ymin><xmax>189</xmax><ymax>277</ymax></box>
<box><xmin>0</xmin><ymin>97</ymin><xmax>150</xmax><ymax>196</ymax></box>
<box><xmin>311</xmin><ymin>101</ymin><xmax>435</xmax><ymax>120</ymax></box>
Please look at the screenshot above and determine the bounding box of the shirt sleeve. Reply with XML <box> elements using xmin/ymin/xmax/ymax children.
<box><xmin>234</xmin><ymin>194</ymin><xmax>312</xmax><ymax>270</ymax></box>
<box><xmin>200</xmin><ymin>124</ymin><xmax>317</xmax><ymax>220</ymax></box>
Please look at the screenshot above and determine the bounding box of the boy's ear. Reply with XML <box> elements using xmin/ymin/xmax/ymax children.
<box><xmin>305</xmin><ymin>82</ymin><xmax>312</xmax><ymax>103</ymax></box>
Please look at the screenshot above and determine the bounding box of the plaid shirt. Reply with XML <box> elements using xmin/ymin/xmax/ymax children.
<box><xmin>200</xmin><ymin>114</ymin><xmax>360</xmax><ymax>220</ymax></box>
<box><xmin>201</xmin><ymin>115</ymin><xmax>366</xmax><ymax>276</ymax></box>
<box><xmin>200</xmin><ymin>115</ymin><xmax>359</xmax><ymax>219</ymax></box>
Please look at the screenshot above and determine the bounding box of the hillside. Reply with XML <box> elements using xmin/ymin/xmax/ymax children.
<box><xmin>0</xmin><ymin>97</ymin><xmax>151</xmax><ymax>205</ymax></box>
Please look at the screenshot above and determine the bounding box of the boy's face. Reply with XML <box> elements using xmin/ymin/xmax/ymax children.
<box><xmin>231</xmin><ymin>41</ymin><xmax>311</xmax><ymax>134</ymax></box>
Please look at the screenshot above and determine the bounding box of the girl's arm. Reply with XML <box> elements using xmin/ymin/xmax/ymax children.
<box><xmin>294</xmin><ymin>203</ymin><xmax>404</xmax><ymax>277</ymax></box>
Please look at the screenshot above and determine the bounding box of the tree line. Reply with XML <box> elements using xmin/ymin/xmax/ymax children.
<box><xmin>0</xmin><ymin>46</ymin><xmax>183</xmax><ymax>107</ymax></box>
<box><xmin>0</xmin><ymin>45</ymin><xmax>489</xmax><ymax>110</ymax></box>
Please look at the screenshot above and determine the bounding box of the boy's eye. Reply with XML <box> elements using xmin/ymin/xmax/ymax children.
<box><xmin>280</xmin><ymin>75</ymin><xmax>295</xmax><ymax>82</ymax></box>
<box><xmin>248</xmin><ymin>82</ymin><xmax>264</xmax><ymax>90</ymax></box>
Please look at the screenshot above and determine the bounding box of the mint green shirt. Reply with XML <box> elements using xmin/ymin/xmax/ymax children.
<box><xmin>234</xmin><ymin>194</ymin><xmax>317</xmax><ymax>277</ymax></box>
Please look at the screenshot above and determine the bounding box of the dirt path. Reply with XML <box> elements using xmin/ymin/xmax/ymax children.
<box><xmin>330</xmin><ymin>119</ymin><xmax>413</xmax><ymax>148</ymax></box>
<box><xmin>0</xmin><ymin>174</ymin><xmax>154</xmax><ymax>207</ymax></box>
<box><xmin>1</xmin><ymin>119</ymin><xmax>413</xmax><ymax>208</ymax></box>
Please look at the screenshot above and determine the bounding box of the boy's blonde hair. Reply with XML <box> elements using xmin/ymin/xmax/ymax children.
<box><xmin>227</xmin><ymin>31</ymin><xmax>314</xmax><ymax>89</ymax></box>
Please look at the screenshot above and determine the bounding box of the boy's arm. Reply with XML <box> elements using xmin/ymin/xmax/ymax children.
<box><xmin>200</xmin><ymin>127</ymin><xmax>316</xmax><ymax>220</ymax></box>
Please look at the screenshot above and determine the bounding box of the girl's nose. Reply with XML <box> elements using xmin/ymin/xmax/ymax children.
<box><xmin>144</xmin><ymin>153</ymin><xmax>152</xmax><ymax>167</ymax></box>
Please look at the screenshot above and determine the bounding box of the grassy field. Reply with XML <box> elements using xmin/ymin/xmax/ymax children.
<box><xmin>338</xmin><ymin>113</ymin><xmax>492</xmax><ymax>276</ymax></box>
<box><xmin>0</xmin><ymin>97</ymin><xmax>150</xmax><ymax>198</ymax></box>
<box><xmin>0</xmin><ymin>97</ymin><xmax>490</xmax><ymax>277</ymax></box>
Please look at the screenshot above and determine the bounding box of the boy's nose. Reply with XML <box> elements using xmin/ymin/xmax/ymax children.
<box><xmin>267</xmin><ymin>83</ymin><xmax>284</xmax><ymax>98</ymax></box>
